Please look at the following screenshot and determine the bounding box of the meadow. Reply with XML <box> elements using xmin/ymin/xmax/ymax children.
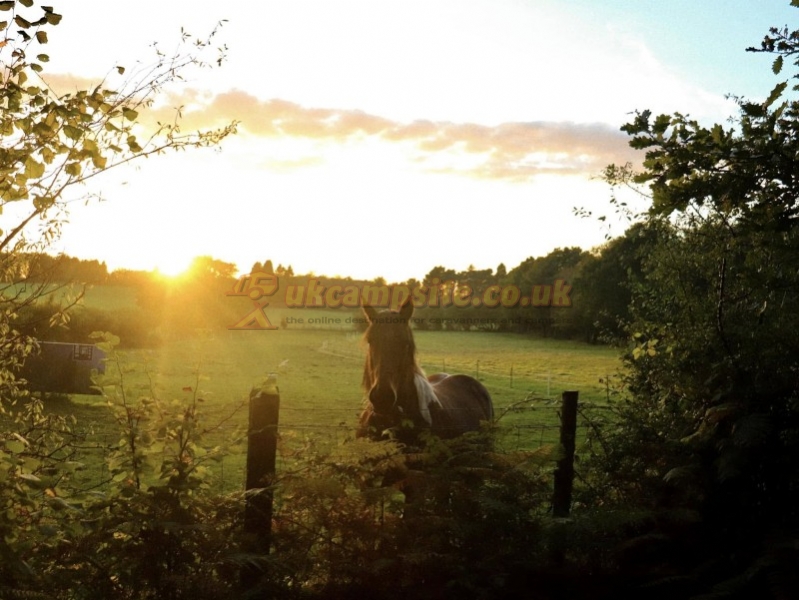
<box><xmin>42</xmin><ymin>293</ymin><xmax>623</xmax><ymax>492</ymax></box>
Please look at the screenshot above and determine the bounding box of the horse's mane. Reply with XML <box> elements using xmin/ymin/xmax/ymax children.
<box><xmin>360</xmin><ymin>301</ymin><xmax>494</xmax><ymax>439</ymax></box>
<box><xmin>362</xmin><ymin>312</ymin><xmax>441</xmax><ymax>426</ymax></box>
<box><xmin>413</xmin><ymin>370</ymin><xmax>442</xmax><ymax>426</ymax></box>
<box><xmin>361</xmin><ymin>312</ymin><xmax>420</xmax><ymax>390</ymax></box>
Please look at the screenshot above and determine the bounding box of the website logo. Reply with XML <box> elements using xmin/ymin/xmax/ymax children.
<box><xmin>227</xmin><ymin>273</ymin><xmax>572</xmax><ymax>331</ymax></box>
<box><xmin>226</xmin><ymin>271</ymin><xmax>279</xmax><ymax>330</ymax></box>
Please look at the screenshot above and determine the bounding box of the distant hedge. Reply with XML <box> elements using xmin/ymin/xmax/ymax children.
<box><xmin>13</xmin><ymin>303</ymin><xmax>161</xmax><ymax>348</ymax></box>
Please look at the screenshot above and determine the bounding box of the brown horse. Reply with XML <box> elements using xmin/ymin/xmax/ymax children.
<box><xmin>358</xmin><ymin>298</ymin><xmax>494</xmax><ymax>441</ymax></box>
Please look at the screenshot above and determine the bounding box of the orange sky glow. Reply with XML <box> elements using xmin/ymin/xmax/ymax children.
<box><xmin>16</xmin><ymin>0</ymin><xmax>795</xmax><ymax>282</ymax></box>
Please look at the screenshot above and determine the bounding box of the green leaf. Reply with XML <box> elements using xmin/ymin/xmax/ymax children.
<box><xmin>18</xmin><ymin>473</ymin><xmax>45</xmax><ymax>489</ymax></box>
<box><xmin>48</xmin><ymin>497</ymin><xmax>82</xmax><ymax>512</ymax></box>
<box><xmin>0</xmin><ymin>2</ymin><xmax>14</xmax><ymax>11</ymax></box>
<box><xmin>35</xmin><ymin>30</ymin><xmax>47</xmax><ymax>43</ymax></box>
<box><xmin>24</xmin><ymin>156</ymin><xmax>45</xmax><ymax>179</ymax></box>
<box><xmin>62</xmin><ymin>461</ymin><xmax>84</xmax><ymax>473</ymax></box>
<box><xmin>663</xmin><ymin>466</ymin><xmax>696</xmax><ymax>483</ymax></box>
<box><xmin>63</xmin><ymin>124</ymin><xmax>83</xmax><ymax>141</ymax></box>
<box><xmin>772</xmin><ymin>55</ymin><xmax>784</xmax><ymax>75</ymax></box>
<box><xmin>122</xmin><ymin>107</ymin><xmax>138</xmax><ymax>121</ymax></box>
<box><xmin>711</xmin><ymin>123</ymin><xmax>724</xmax><ymax>143</ymax></box>
<box><xmin>33</xmin><ymin>195</ymin><xmax>54</xmax><ymax>209</ymax></box>
<box><xmin>652</xmin><ymin>114</ymin><xmax>671</xmax><ymax>136</ymax></box>
<box><xmin>44</xmin><ymin>10</ymin><xmax>61</xmax><ymax>25</ymax></box>
<box><xmin>127</xmin><ymin>135</ymin><xmax>142</xmax><ymax>153</ymax></box>
<box><xmin>6</xmin><ymin>440</ymin><xmax>26</xmax><ymax>454</ymax></box>
<box><xmin>36</xmin><ymin>53</ymin><xmax>49</xmax><ymax>62</ymax></box>
<box><xmin>91</xmin><ymin>152</ymin><xmax>107</xmax><ymax>169</ymax></box>
<box><xmin>14</xmin><ymin>15</ymin><xmax>31</xmax><ymax>28</ymax></box>
<box><xmin>65</xmin><ymin>162</ymin><xmax>81</xmax><ymax>177</ymax></box>
<box><xmin>116</xmin><ymin>65</ymin><xmax>125</xmax><ymax>75</ymax></box>
<box><xmin>764</xmin><ymin>81</ymin><xmax>788</xmax><ymax>108</ymax></box>
<box><xmin>19</xmin><ymin>0</ymin><xmax>34</xmax><ymax>6</ymax></box>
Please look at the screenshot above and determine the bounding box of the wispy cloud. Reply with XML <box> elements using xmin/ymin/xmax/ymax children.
<box><xmin>44</xmin><ymin>73</ymin><xmax>107</xmax><ymax>95</ymax></box>
<box><xmin>144</xmin><ymin>89</ymin><xmax>642</xmax><ymax>181</ymax></box>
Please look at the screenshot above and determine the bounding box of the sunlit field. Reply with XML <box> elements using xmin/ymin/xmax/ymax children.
<box><xmin>41</xmin><ymin>300</ymin><xmax>621</xmax><ymax>492</ymax></box>
<box><xmin>2</xmin><ymin>281</ymin><xmax>624</xmax><ymax>493</ymax></box>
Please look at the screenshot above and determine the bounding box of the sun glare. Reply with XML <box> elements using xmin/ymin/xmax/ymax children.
<box><xmin>154</xmin><ymin>256</ymin><xmax>192</xmax><ymax>279</ymax></box>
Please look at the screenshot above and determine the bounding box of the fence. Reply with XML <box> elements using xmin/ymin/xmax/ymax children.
<box><xmin>318</xmin><ymin>334</ymin><xmax>618</xmax><ymax>400</ymax></box>
<box><xmin>239</xmin><ymin>387</ymin><xmax>584</xmax><ymax>587</ymax></box>
<box><xmin>53</xmin><ymin>382</ymin><xmax>613</xmax><ymax>500</ymax></box>
<box><xmin>62</xmin><ymin>390</ymin><xmax>615</xmax><ymax>498</ymax></box>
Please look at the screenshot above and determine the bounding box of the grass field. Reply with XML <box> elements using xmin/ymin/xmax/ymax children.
<box><xmin>2</xmin><ymin>282</ymin><xmax>139</xmax><ymax>311</ymax></box>
<box><xmin>11</xmin><ymin>287</ymin><xmax>624</xmax><ymax>492</ymax></box>
<box><xmin>48</xmin><ymin>309</ymin><xmax>621</xmax><ymax>490</ymax></box>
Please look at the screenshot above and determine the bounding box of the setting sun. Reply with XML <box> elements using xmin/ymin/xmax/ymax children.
<box><xmin>153</xmin><ymin>256</ymin><xmax>193</xmax><ymax>279</ymax></box>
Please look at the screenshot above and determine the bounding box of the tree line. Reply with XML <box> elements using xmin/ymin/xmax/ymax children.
<box><xmin>1</xmin><ymin>252</ymin><xmax>109</xmax><ymax>284</ymax></box>
<box><xmin>4</xmin><ymin>232</ymin><xmax>649</xmax><ymax>346</ymax></box>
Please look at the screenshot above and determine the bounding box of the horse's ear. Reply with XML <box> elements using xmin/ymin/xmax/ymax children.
<box><xmin>399</xmin><ymin>296</ymin><xmax>414</xmax><ymax>321</ymax></box>
<box><xmin>363</xmin><ymin>304</ymin><xmax>378</xmax><ymax>323</ymax></box>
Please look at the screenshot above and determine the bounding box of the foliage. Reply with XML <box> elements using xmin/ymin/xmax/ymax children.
<box><xmin>411</xmin><ymin>252</ymin><xmax>587</xmax><ymax>338</ymax></box>
<box><xmin>584</xmin><ymin>3</ymin><xmax>799</xmax><ymax>597</ymax></box>
<box><xmin>13</xmin><ymin>300</ymin><xmax>160</xmax><ymax>347</ymax></box>
<box><xmin>0</xmin><ymin>333</ymin><xmax>247</xmax><ymax>599</ymax></box>
<box><xmin>0</xmin><ymin>391</ymin><xmax>81</xmax><ymax>593</ymax></box>
<box><xmin>0</xmin><ymin>336</ymin><xmax>584</xmax><ymax>600</ymax></box>
<box><xmin>570</xmin><ymin>223</ymin><xmax>656</xmax><ymax>344</ymax></box>
<box><xmin>0</xmin><ymin>3</ymin><xmax>244</xmax><ymax>596</ymax></box>
<box><xmin>45</xmin><ymin>335</ymin><xmax>244</xmax><ymax>599</ymax></box>
<box><xmin>0</xmin><ymin>0</ymin><xmax>235</xmax><ymax>396</ymax></box>
<box><xmin>260</xmin><ymin>427</ymin><xmax>556</xmax><ymax>600</ymax></box>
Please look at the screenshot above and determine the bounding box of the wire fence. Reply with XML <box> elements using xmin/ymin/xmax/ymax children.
<box><xmin>317</xmin><ymin>335</ymin><xmax>619</xmax><ymax>402</ymax></box>
<box><xmin>39</xmin><ymin>331</ymin><xmax>622</xmax><ymax>493</ymax></box>
<box><xmin>62</xmin><ymin>393</ymin><xmax>619</xmax><ymax>495</ymax></box>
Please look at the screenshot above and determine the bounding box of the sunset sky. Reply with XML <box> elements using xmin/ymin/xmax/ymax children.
<box><xmin>33</xmin><ymin>1</ymin><xmax>799</xmax><ymax>282</ymax></box>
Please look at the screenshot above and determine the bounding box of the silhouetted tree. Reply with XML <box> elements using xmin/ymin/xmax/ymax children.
<box><xmin>588</xmin><ymin>8</ymin><xmax>799</xmax><ymax>595</ymax></box>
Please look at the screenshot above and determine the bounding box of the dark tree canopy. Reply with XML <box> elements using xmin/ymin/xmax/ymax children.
<box><xmin>590</xmin><ymin>4</ymin><xmax>799</xmax><ymax>596</ymax></box>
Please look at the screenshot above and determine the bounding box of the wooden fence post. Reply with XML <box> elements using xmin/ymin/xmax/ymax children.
<box><xmin>241</xmin><ymin>380</ymin><xmax>280</xmax><ymax>589</ymax></box>
<box><xmin>552</xmin><ymin>390</ymin><xmax>578</xmax><ymax>518</ymax></box>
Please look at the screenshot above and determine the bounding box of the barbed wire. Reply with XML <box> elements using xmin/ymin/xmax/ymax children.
<box><xmin>316</xmin><ymin>341</ymin><xmax>621</xmax><ymax>400</ymax></box>
<box><xmin>233</xmin><ymin>403</ymin><xmax>617</xmax><ymax>415</ymax></box>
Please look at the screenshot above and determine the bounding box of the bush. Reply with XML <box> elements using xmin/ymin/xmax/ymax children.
<box><xmin>14</xmin><ymin>302</ymin><xmax>162</xmax><ymax>348</ymax></box>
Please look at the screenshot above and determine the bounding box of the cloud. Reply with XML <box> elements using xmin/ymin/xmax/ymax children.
<box><xmin>142</xmin><ymin>88</ymin><xmax>643</xmax><ymax>181</ymax></box>
<box><xmin>42</xmin><ymin>73</ymin><xmax>107</xmax><ymax>95</ymax></box>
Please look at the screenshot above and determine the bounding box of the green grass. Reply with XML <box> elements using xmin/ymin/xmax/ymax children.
<box><xmin>9</xmin><ymin>286</ymin><xmax>624</xmax><ymax>492</ymax></box>
<box><xmin>2</xmin><ymin>282</ymin><xmax>138</xmax><ymax>311</ymax></box>
<box><xmin>48</xmin><ymin>320</ymin><xmax>622</xmax><ymax>492</ymax></box>
<box><xmin>80</xmin><ymin>284</ymin><xmax>139</xmax><ymax>310</ymax></box>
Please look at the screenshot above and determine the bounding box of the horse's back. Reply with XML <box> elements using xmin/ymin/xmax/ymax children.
<box><xmin>427</xmin><ymin>373</ymin><xmax>493</xmax><ymax>437</ymax></box>
<box><xmin>427</xmin><ymin>372</ymin><xmax>450</xmax><ymax>384</ymax></box>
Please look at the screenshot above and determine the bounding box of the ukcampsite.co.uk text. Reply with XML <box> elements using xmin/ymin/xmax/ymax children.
<box><xmin>281</xmin><ymin>278</ymin><xmax>572</xmax><ymax>309</ymax></box>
